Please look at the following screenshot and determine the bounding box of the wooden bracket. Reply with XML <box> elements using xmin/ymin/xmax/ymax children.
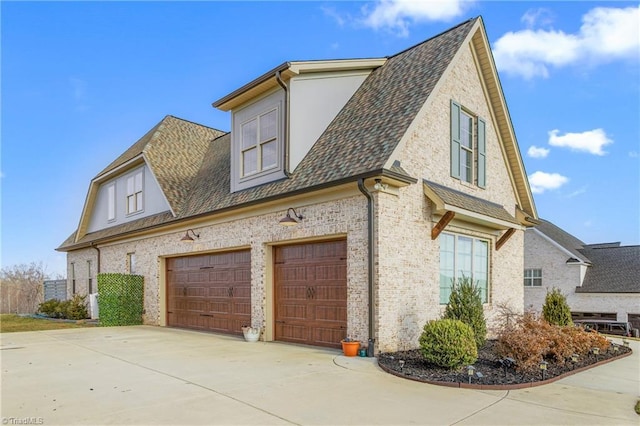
<box><xmin>496</xmin><ymin>228</ymin><xmax>516</xmax><ymax>250</ymax></box>
<box><xmin>431</xmin><ymin>211</ymin><xmax>455</xmax><ymax>240</ymax></box>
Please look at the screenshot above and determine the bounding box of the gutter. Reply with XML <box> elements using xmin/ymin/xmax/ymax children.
<box><xmin>91</xmin><ymin>243</ymin><xmax>101</xmax><ymax>273</ymax></box>
<box><xmin>275</xmin><ymin>71</ymin><xmax>290</xmax><ymax>177</ymax></box>
<box><xmin>357</xmin><ymin>178</ymin><xmax>375</xmax><ymax>356</ymax></box>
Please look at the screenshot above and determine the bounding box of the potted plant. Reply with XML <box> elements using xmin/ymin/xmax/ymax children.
<box><xmin>341</xmin><ymin>337</ymin><xmax>361</xmax><ymax>356</ymax></box>
<box><xmin>241</xmin><ymin>325</ymin><xmax>261</xmax><ymax>342</ymax></box>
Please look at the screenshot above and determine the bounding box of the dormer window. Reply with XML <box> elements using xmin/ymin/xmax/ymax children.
<box><xmin>126</xmin><ymin>169</ymin><xmax>144</xmax><ymax>215</ymax></box>
<box><xmin>241</xmin><ymin>109</ymin><xmax>278</xmax><ymax>177</ymax></box>
<box><xmin>231</xmin><ymin>89</ymin><xmax>285</xmax><ymax>192</ymax></box>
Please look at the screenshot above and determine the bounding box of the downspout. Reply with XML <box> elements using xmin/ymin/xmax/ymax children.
<box><xmin>275</xmin><ymin>70</ymin><xmax>290</xmax><ymax>177</ymax></box>
<box><xmin>357</xmin><ymin>178</ymin><xmax>375</xmax><ymax>356</ymax></box>
<box><xmin>91</xmin><ymin>243</ymin><xmax>101</xmax><ymax>273</ymax></box>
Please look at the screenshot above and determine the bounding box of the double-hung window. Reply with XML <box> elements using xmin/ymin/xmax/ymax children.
<box><xmin>524</xmin><ymin>269</ymin><xmax>542</xmax><ymax>287</ymax></box>
<box><xmin>126</xmin><ymin>169</ymin><xmax>143</xmax><ymax>215</ymax></box>
<box><xmin>241</xmin><ymin>109</ymin><xmax>278</xmax><ymax>177</ymax></box>
<box><xmin>451</xmin><ymin>100</ymin><xmax>486</xmax><ymax>188</ymax></box>
<box><xmin>439</xmin><ymin>233</ymin><xmax>489</xmax><ymax>304</ymax></box>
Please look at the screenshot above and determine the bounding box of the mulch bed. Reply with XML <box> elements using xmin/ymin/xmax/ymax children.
<box><xmin>378</xmin><ymin>340</ymin><xmax>632</xmax><ymax>389</ymax></box>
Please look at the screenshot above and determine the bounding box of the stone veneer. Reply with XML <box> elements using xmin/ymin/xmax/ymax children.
<box><xmin>524</xmin><ymin>229</ymin><xmax>640</xmax><ymax>323</ymax></box>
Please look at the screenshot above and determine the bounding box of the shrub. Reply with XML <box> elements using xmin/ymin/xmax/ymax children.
<box><xmin>65</xmin><ymin>294</ymin><xmax>88</xmax><ymax>320</ymax></box>
<box><xmin>496</xmin><ymin>312</ymin><xmax>611</xmax><ymax>373</ymax></box>
<box><xmin>443</xmin><ymin>276</ymin><xmax>487</xmax><ymax>348</ymax></box>
<box><xmin>38</xmin><ymin>299</ymin><xmax>64</xmax><ymax>318</ymax></box>
<box><xmin>542</xmin><ymin>288</ymin><xmax>573</xmax><ymax>326</ymax></box>
<box><xmin>419</xmin><ymin>319</ymin><xmax>478</xmax><ymax>369</ymax></box>
<box><xmin>37</xmin><ymin>295</ymin><xmax>88</xmax><ymax>320</ymax></box>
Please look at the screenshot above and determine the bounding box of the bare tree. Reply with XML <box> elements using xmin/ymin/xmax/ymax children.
<box><xmin>0</xmin><ymin>262</ymin><xmax>48</xmax><ymax>314</ymax></box>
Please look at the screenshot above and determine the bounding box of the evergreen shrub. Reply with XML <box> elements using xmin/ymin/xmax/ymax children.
<box><xmin>419</xmin><ymin>319</ymin><xmax>478</xmax><ymax>369</ymax></box>
<box><xmin>443</xmin><ymin>276</ymin><xmax>487</xmax><ymax>348</ymax></box>
<box><xmin>542</xmin><ymin>288</ymin><xmax>573</xmax><ymax>326</ymax></box>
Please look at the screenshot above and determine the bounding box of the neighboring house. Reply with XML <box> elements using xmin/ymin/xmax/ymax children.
<box><xmin>524</xmin><ymin>219</ymin><xmax>640</xmax><ymax>330</ymax></box>
<box><xmin>57</xmin><ymin>17</ymin><xmax>537</xmax><ymax>353</ymax></box>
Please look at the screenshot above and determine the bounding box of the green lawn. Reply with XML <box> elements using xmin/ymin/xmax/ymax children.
<box><xmin>0</xmin><ymin>314</ymin><xmax>96</xmax><ymax>333</ymax></box>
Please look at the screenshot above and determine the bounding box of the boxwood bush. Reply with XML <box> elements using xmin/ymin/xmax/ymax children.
<box><xmin>419</xmin><ymin>319</ymin><xmax>478</xmax><ymax>369</ymax></box>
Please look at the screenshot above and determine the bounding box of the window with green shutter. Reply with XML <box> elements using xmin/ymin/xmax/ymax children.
<box><xmin>450</xmin><ymin>100</ymin><xmax>486</xmax><ymax>188</ymax></box>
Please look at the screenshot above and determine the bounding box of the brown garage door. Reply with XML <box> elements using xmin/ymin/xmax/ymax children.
<box><xmin>167</xmin><ymin>250</ymin><xmax>251</xmax><ymax>335</ymax></box>
<box><xmin>274</xmin><ymin>240</ymin><xmax>347</xmax><ymax>348</ymax></box>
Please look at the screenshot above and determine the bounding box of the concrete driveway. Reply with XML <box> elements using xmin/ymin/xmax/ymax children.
<box><xmin>1</xmin><ymin>326</ymin><xmax>638</xmax><ymax>425</ymax></box>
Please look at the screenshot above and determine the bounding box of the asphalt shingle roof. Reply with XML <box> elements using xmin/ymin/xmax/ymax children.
<box><xmin>576</xmin><ymin>245</ymin><xmax>640</xmax><ymax>293</ymax></box>
<box><xmin>423</xmin><ymin>180</ymin><xmax>519</xmax><ymax>225</ymax></box>
<box><xmin>58</xmin><ymin>18</ymin><xmax>478</xmax><ymax>250</ymax></box>
<box><xmin>534</xmin><ymin>218</ymin><xmax>639</xmax><ymax>294</ymax></box>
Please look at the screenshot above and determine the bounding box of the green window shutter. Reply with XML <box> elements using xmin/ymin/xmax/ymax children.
<box><xmin>477</xmin><ymin>117</ymin><xmax>486</xmax><ymax>188</ymax></box>
<box><xmin>450</xmin><ymin>100</ymin><xmax>461</xmax><ymax>178</ymax></box>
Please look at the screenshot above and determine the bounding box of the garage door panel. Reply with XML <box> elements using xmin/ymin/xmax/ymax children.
<box><xmin>208</xmin><ymin>270</ymin><xmax>230</xmax><ymax>282</ymax></box>
<box><xmin>278</xmin><ymin>304</ymin><xmax>307</xmax><ymax>320</ymax></box>
<box><xmin>167</xmin><ymin>250</ymin><xmax>251</xmax><ymax>335</ymax></box>
<box><xmin>277</xmin><ymin>324</ymin><xmax>308</xmax><ymax>343</ymax></box>
<box><xmin>233</xmin><ymin>301</ymin><xmax>251</xmax><ymax>316</ymax></box>
<box><xmin>315</xmin><ymin>306</ymin><xmax>347</xmax><ymax>322</ymax></box>
<box><xmin>314</xmin><ymin>327</ymin><xmax>345</xmax><ymax>346</ymax></box>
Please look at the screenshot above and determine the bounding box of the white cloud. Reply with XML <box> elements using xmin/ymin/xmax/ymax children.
<box><xmin>359</xmin><ymin>0</ymin><xmax>474</xmax><ymax>37</ymax></box>
<box><xmin>528</xmin><ymin>171</ymin><xmax>569</xmax><ymax>194</ymax></box>
<box><xmin>322</xmin><ymin>5</ymin><xmax>346</xmax><ymax>27</ymax></box>
<box><xmin>493</xmin><ymin>6</ymin><xmax>640</xmax><ymax>79</ymax></box>
<box><xmin>548</xmin><ymin>128</ymin><xmax>613</xmax><ymax>156</ymax></box>
<box><xmin>629</xmin><ymin>151</ymin><xmax>639</xmax><ymax>158</ymax></box>
<box><xmin>566</xmin><ymin>186</ymin><xmax>587</xmax><ymax>198</ymax></box>
<box><xmin>521</xmin><ymin>8</ymin><xmax>554</xmax><ymax>29</ymax></box>
<box><xmin>527</xmin><ymin>145</ymin><xmax>550</xmax><ymax>158</ymax></box>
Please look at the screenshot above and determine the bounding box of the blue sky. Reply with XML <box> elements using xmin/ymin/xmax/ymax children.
<box><xmin>2</xmin><ymin>1</ymin><xmax>639</xmax><ymax>277</ymax></box>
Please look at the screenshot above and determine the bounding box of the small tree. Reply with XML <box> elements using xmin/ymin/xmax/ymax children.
<box><xmin>443</xmin><ymin>276</ymin><xmax>487</xmax><ymax>348</ymax></box>
<box><xmin>542</xmin><ymin>288</ymin><xmax>573</xmax><ymax>326</ymax></box>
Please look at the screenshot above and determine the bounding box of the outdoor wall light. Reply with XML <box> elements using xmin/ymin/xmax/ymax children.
<box><xmin>180</xmin><ymin>229</ymin><xmax>200</xmax><ymax>242</ymax></box>
<box><xmin>373</xmin><ymin>179</ymin><xmax>388</xmax><ymax>191</ymax></box>
<box><xmin>279</xmin><ymin>208</ymin><xmax>303</xmax><ymax>226</ymax></box>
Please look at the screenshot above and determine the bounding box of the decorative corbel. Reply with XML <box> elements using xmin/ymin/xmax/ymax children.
<box><xmin>431</xmin><ymin>211</ymin><xmax>455</xmax><ymax>240</ymax></box>
<box><xmin>496</xmin><ymin>228</ymin><xmax>516</xmax><ymax>250</ymax></box>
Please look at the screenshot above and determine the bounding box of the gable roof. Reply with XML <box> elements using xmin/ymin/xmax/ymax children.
<box><xmin>59</xmin><ymin>16</ymin><xmax>536</xmax><ymax>251</ymax></box>
<box><xmin>576</xmin><ymin>245</ymin><xmax>640</xmax><ymax>293</ymax></box>
<box><xmin>533</xmin><ymin>218</ymin><xmax>590</xmax><ymax>264</ymax></box>
<box><xmin>531</xmin><ymin>218</ymin><xmax>639</xmax><ymax>293</ymax></box>
<box><xmin>73</xmin><ymin>116</ymin><xmax>225</xmax><ymax>240</ymax></box>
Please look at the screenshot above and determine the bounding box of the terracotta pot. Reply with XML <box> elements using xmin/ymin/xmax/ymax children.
<box><xmin>341</xmin><ymin>340</ymin><xmax>361</xmax><ymax>356</ymax></box>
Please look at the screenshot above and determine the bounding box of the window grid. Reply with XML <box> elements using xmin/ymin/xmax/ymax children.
<box><xmin>524</xmin><ymin>269</ymin><xmax>542</xmax><ymax>287</ymax></box>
